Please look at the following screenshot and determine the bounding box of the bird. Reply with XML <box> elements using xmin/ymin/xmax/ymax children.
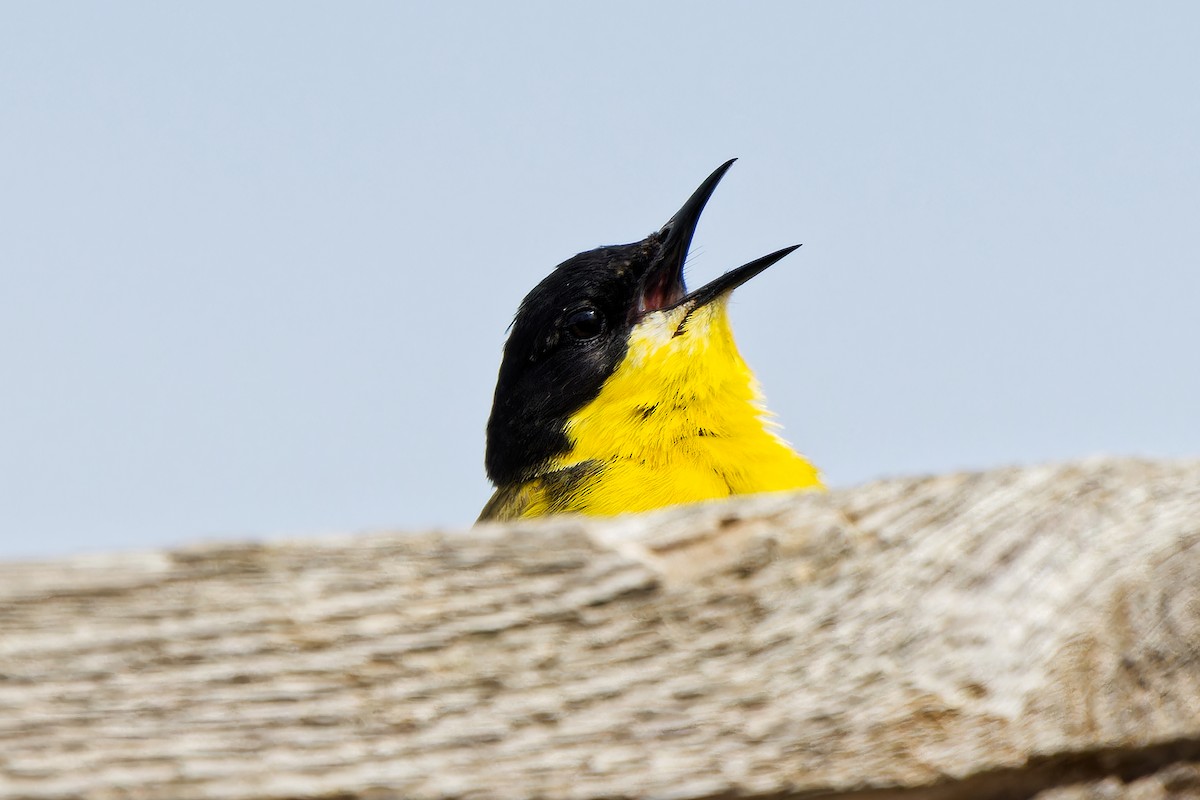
<box><xmin>479</xmin><ymin>159</ymin><xmax>822</xmax><ymax>522</ymax></box>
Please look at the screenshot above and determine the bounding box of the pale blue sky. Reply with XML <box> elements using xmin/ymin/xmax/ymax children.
<box><xmin>2</xmin><ymin>2</ymin><xmax>1198</xmax><ymax>557</ymax></box>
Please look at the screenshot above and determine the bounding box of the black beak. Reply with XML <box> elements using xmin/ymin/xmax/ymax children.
<box><xmin>679</xmin><ymin>244</ymin><xmax>801</xmax><ymax>312</ymax></box>
<box><xmin>637</xmin><ymin>158</ymin><xmax>800</xmax><ymax>318</ymax></box>
<box><xmin>657</xmin><ymin>158</ymin><xmax>737</xmax><ymax>279</ymax></box>
<box><xmin>637</xmin><ymin>159</ymin><xmax>736</xmax><ymax>315</ymax></box>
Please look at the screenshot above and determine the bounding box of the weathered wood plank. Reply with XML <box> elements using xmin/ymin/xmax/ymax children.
<box><xmin>1</xmin><ymin>458</ymin><xmax>1198</xmax><ymax>799</ymax></box>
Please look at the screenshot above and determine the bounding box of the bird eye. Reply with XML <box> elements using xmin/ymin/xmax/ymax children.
<box><xmin>564</xmin><ymin>307</ymin><xmax>604</xmax><ymax>340</ymax></box>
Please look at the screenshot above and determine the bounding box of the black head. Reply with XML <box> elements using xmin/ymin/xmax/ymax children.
<box><xmin>484</xmin><ymin>160</ymin><xmax>738</xmax><ymax>485</ymax></box>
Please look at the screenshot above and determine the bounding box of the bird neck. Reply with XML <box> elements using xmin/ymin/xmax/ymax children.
<box><xmin>552</xmin><ymin>302</ymin><xmax>820</xmax><ymax>496</ymax></box>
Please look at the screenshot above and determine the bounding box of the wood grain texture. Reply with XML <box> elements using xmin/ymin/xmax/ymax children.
<box><xmin>1</xmin><ymin>458</ymin><xmax>1198</xmax><ymax>800</ymax></box>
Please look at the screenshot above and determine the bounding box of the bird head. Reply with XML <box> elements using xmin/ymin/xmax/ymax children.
<box><xmin>484</xmin><ymin>159</ymin><xmax>800</xmax><ymax>486</ymax></box>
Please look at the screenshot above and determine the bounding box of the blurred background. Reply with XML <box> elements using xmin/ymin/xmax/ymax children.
<box><xmin>2</xmin><ymin>2</ymin><xmax>1197</xmax><ymax>557</ymax></box>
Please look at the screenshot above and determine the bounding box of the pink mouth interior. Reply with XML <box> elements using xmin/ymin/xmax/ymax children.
<box><xmin>639</xmin><ymin>269</ymin><xmax>685</xmax><ymax>313</ymax></box>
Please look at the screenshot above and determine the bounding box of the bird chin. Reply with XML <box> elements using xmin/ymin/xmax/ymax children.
<box><xmin>629</xmin><ymin>297</ymin><xmax>733</xmax><ymax>354</ymax></box>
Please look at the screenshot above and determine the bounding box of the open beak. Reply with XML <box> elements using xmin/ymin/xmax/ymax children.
<box><xmin>636</xmin><ymin>158</ymin><xmax>801</xmax><ymax>318</ymax></box>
